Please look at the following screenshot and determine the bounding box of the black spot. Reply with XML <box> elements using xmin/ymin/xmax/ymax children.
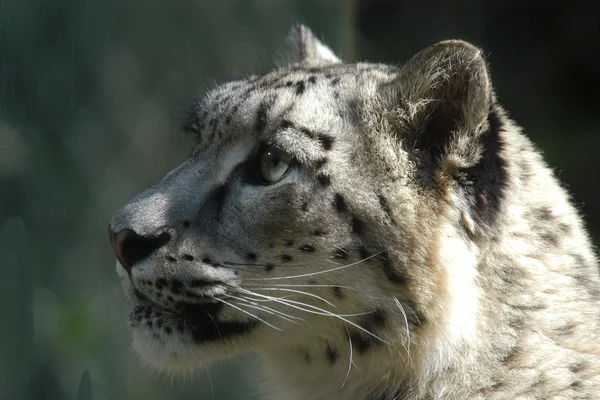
<box><xmin>308</xmin><ymin>75</ymin><xmax>317</xmax><ymax>84</ymax></box>
<box><xmin>301</xmin><ymin>201</ymin><xmax>309</xmax><ymax>212</ymax></box>
<box><xmin>332</xmin><ymin>286</ymin><xmax>343</xmax><ymax>298</ymax></box>
<box><xmin>295</xmin><ymin>81</ymin><xmax>306</xmax><ymax>95</ymax></box>
<box><xmin>326</xmin><ymin>343</ymin><xmax>338</xmax><ymax>364</ymax></box>
<box><xmin>299</xmin><ymin>127</ymin><xmax>334</xmax><ymax>151</ymax></box>
<box><xmin>299</xmin><ymin>348</ymin><xmax>311</xmax><ymax>363</ymax></box>
<box><xmin>569</xmin><ymin>360</ymin><xmax>587</xmax><ymax>374</ymax></box>
<box><xmin>300</xmin><ymin>127</ymin><xmax>315</xmax><ymax>139</ymax></box>
<box><xmin>255</xmin><ymin>102</ymin><xmax>269</xmax><ymax>132</ymax></box>
<box><xmin>348</xmin><ymin>309</ymin><xmax>388</xmax><ymax>354</ymax></box>
<box><xmin>311</xmin><ymin>229</ymin><xmax>327</xmax><ymax>237</ymax></box>
<box><xmin>363</xmin><ymin>308</ymin><xmax>387</xmax><ymax>329</ymax></box>
<box><xmin>333</xmin><ymin>248</ymin><xmax>348</xmax><ymax>260</ymax></box>
<box><xmin>333</xmin><ymin>193</ymin><xmax>347</xmax><ymax>212</ymax></box>
<box><xmin>377</xmin><ymin>194</ymin><xmax>393</xmax><ymax>221</ymax></box>
<box><xmin>317</xmin><ymin>173</ymin><xmax>332</xmax><ymax>186</ymax></box>
<box><xmin>378</xmin><ymin>252</ymin><xmax>407</xmax><ymax>285</ymax></box>
<box><xmin>533</xmin><ymin>206</ymin><xmax>554</xmax><ymax>221</ymax></box>
<box><xmin>349</xmin><ymin>331</ymin><xmax>374</xmax><ymax>354</ymax></box>
<box><xmin>166</xmin><ymin>255</ymin><xmax>176</xmax><ymax>262</ymax></box>
<box><xmin>281</xmin><ymin>254</ymin><xmax>293</xmax><ymax>262</ymax></box>
<box><xmin>265</xmin><ymin>263</ymin><xmax>275</xmax><ymax>272</ymax></box>
<box><xmin>280</xmin><ymin>119</ymin><xmax>294</xmax><ymax>130</ymax></box>
<box><xmin>299</xmin><ymin>244</ymin><xmax>315</xmax><ymax>252</ymax></box>
<box><xmin>500</xmin><ymin>345</ymin><xmax>519</xmax><ymax>364</ymax></box>
<box><xmin>183</xmin><ymin>291</ymin><xmax>198</xmax><ymax>300</ymax></box>
<box><xmin>540</xmin><ymin>231</ymin><xmax>560</xmax><ymax>246</ymax></box>
<box><xmin>285</xmin><ymin>239</ymin><xmax>294</xmax><ymax>247</ymax></box>
<box><xmin>164</xmin><ymin>326</ymin><xmax>172</xmax><ymax>335</ymax></box>
<box><xmin>570</xmin><ymin>380</ymin><xmax>582</xmax><ymax>389</ymax></box>
<box><xmin>314</xmin><ymin>158</ymin><xmax>328</xmax><ymax>169</ymax></box>
<box><xmin>358</xmin><ymin>246</ymin><xmax>369</xmax><ymax>260</ymax></box>
<box><xmin>246</xmin><ymin>252</ymin><xmax>258</xmax><ymax>262</ymax></box>
<box><xmin>318</xmin><ymin>134</ymin><xmax>334</xmax><ymax>151</ymax></box>
<box><xmin>190</xmin><ymin>279</ymin><xmax>214</xmax><ymax>288</ymax></box>
<box><xmin>170</xmin><ymin>280</ymin><xmax>184</xmax><ymax>294</ymax></box>
<box><xmin>156</xmin><ymin>278</ymin><xmax>168</xmax><ymax>289</ymax></box>
<box><xmin>202</xmin><ymin>256</ymin><xmax>212</xmax><ymax>264</ymax></box>
<box><xmin>182</xmin><ymin>254</ymin><xmax>194</xmax><ymax>261</ymax></box>
<box><xmin>183</xmin><ymin>220</ymin><xmax>191</xmax><ymax>228</ymax></box>
<box><xmin>351</xmin><ymin>215</ymin><xmax>364</xmax><ymax>235</ymax></box>
<box><xmin>330</xmin><ymin>77</ymin><xmax>341</xmax><ymax>86</ymax></box>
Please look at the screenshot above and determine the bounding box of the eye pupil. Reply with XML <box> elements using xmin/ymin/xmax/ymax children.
<box><xmin>260</xmin><ymin>147</ymin><xmax>291</xmax><ymax>183</ymax></box>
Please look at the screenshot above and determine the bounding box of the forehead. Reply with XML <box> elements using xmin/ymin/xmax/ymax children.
<box><xmin>185</xmin><ymin>63</ymin><xmax>399</xmax><ymax>152</ymax></box>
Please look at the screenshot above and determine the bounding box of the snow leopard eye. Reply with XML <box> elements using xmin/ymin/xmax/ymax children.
<box><xmin>260</xmin><ymin>146</ymin><xmax>291</xmax><ymax>183</ymax></box>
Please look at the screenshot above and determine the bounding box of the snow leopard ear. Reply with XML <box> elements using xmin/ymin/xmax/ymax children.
<box><xmin>286</xmin><ymin>24</ymin><xmax>341</xmax><ymax>66</ymax></box>
<box><xmin>396</xmin><ymin>40</ymin><xmax>493</xmax><ymax>160</ymax></box>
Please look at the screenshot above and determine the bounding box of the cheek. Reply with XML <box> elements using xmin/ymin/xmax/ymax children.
<box><xmin>215</xmin><ymin>182</ymin><xmax>304</xmax><ymax>247</ymax></box>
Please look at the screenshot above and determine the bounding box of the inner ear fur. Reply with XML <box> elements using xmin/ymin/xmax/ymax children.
<box><xmin>395</xmin><ymin>40</ymin><xmax>494</xmax><ymax>165</ymax></box>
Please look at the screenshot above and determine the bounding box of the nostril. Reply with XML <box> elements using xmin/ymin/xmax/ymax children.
<box><xmin>108</xmin><ymin>225</ymin><xmax>171</xmax><ymax>273</ymax></box>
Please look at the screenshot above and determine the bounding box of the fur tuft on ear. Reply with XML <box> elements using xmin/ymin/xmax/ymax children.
<box><xmin>394</xmin><ymin>40</ymin><xmax>493</xmax><ymax>164</ymax></box>
<box><xmin>286</xmin><ymin>24</ymin><xmax>341</xmax><ymax>66</ymax></box>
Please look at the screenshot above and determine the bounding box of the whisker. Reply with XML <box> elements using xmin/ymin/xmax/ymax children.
<box><xmin>213</xmin><ymin>297</ymin><xmax>281</xmax><ymax>331</ymax></box>
<box><xmin>244</xmin><ymin>252</ymin><xmax>382</xmax><ymax>281</ymax></box>
<box><xmin>214</xmin><ymin>264</ymin><xmax>252</xmax><ymax>272</ymax></box>
<box><xmin>229</xmin><ymin>295</ymin><xmax>304</xmax><ymax>324</ymax></box>
<box><xmin>243</xmin><ymin>283</ymin><xmax>357</xmax><ymax>291</ymax></box>
<box><xmin>224</xmin><ymin>261</ymin><xmax>275</xmax><ymax>268</ymax></box>
<box><xmin>204</xmin><ymin>366</ymin><xmax>214</xmax><ymax>400</ymax></box>
<box><xmin>248</xmin><ymin>287</ymin><xmax>338</xmax><ymax>308</ymax></box>
<box><xmin>239</xmin><ymin>289</ymin><xmax>371</xmax><ymax>317</ymax></box>
<box><xmin>393</xmin><ymin>296</ymin><xmax>412</xmax><ymax>364</ymax></box>
<box><xmin>237</xmin><ymin>288</ymin><xmax>388</xmax><ymax>344</ymax></box>
<box><xmin>342</xmin><ymin>325</ymin><xmax>356</xmax><ymax>387</ymax></box>
<box><xmin>233</xmin><ymin>300</ymin><xmax>299</xmax><ymax>325</ymax></box>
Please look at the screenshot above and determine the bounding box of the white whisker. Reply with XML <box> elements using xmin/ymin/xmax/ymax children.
<box><xmin>204</xmin><ymin>366</ymin><xmax>214</xmax><ymax>400</ymax></box>
<box><xmin>243</xmin><ymin>283</ymin><xmax>357</xmax><ymax>291</ymax></box>
<box><xmin>229</xmin><ymin>295</ymin><xmax>303</xmax><ymax>324</ymax></box>
<box><xmin>342</xmin><ymin>326</ymin><xmax>355</xmax><ymax>387</ymax></box>
<box><xmin>244</xmin><ymin>252</ymin><xmax>381</xmax><ymax>281</ymax></box>
<box><xmin>248</xmin><ymin>287</ymin><xmax>338</xmax><ymax>308</ymax></box>
<box><xmin>393</xmin><ymin>296</ymin><xmax>412</xmax><ymax>364</ymax></box>
<box><xmin>237</xmin><ymin>288</ymin><xmax>389</xmax><ymax>345</ymax></box>
<box><xmin>213</xmin><ymin>297</ymin><xmax>281</xmax><ymax>331</ymax></box>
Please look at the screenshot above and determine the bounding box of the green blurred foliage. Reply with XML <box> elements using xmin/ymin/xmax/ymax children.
<box><xmin>0</xmin><ymin>1</ymin><xmax>598</xmax><ymax>399</ymax></box>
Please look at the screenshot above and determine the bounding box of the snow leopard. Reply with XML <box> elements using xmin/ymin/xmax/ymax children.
<box><xmin>108</xmin><ymin>25</ymin><xmax>600</xmax><ymax>399</ymax></box>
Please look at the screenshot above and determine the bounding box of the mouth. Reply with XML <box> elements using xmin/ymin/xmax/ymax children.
<box><xmin>129</xmin><ymin>288</ymin><xmax>257</xmax><ymax>343</ymax></box>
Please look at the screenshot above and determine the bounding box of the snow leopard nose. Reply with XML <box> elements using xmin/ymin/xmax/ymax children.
<box><xmin>108</xmin><ymin>225</ymin><xmax>171</xmax><ymax>274</ymax></box>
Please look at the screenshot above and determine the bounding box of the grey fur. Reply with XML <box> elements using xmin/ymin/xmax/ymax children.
<box><xmin>109</xmin><ymin>25</ymin><xmax>600</xmax><ymax>399</ymax></box>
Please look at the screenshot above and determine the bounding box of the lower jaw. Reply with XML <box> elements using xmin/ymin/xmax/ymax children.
<box><xmin>129</xmin><ymin>299</ymin><xmax>258</xmax><ymax>344</ymax></box>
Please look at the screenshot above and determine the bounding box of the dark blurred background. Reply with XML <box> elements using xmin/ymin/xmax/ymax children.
<box><xmin>0</xmin><ymin>1</ymin><xmax>598</xmax><ymax>399</ymax></box>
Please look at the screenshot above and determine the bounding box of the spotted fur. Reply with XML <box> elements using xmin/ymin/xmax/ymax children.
<box><xmin>109</xmin><ymin>25</ymin><xmax>600</xmax><ymax>399</ymax></box>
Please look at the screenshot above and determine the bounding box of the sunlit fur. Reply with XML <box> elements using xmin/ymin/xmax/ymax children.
<box><xmin>110</xmin><ymin>25</ymin><xmax>600</xmax><ymax>399</ymax></box>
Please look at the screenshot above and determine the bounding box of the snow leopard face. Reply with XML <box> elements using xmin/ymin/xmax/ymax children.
<box><xmin>109</xmin><ymin>25</ymin><xmax>496</xmax><ymax>372</ymax></box>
